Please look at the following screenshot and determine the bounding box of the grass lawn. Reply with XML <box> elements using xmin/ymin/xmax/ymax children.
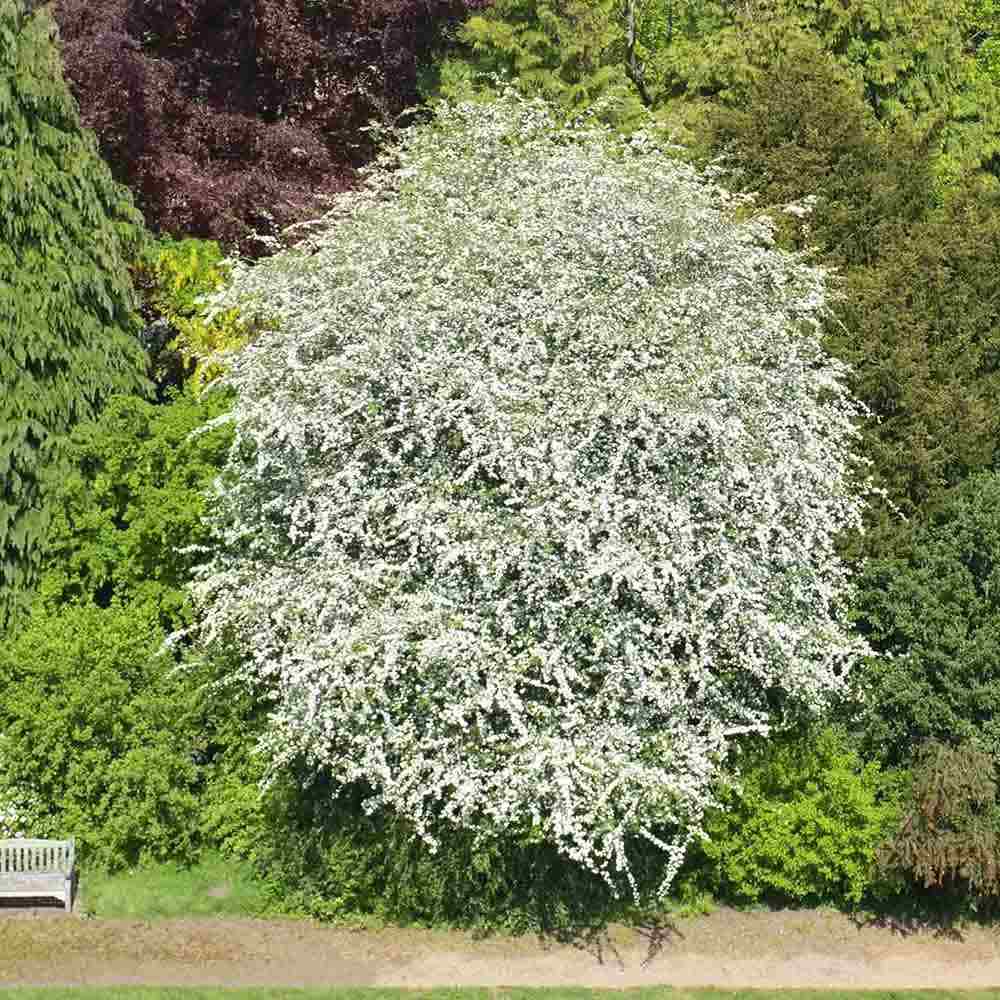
<box><xmin>78</xmin><ymin>852</ymin><xmax>270</xmax><ymax>919</ymax></box>
<box><xmin>3</xmin><ymin>989</ymin><xmax>1000</xmax><ymax>999</ymax></box>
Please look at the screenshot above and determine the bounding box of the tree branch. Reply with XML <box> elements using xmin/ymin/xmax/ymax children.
<box><xmin>623</xmin><ymin>0</ymin><xmax>653</xmax><ymax>108</ymax></box>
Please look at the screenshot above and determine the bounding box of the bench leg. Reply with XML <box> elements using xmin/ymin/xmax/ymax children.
<box><xmin>65</xmin><ymin>876</ymin><xmax>73</xmax><ymax>913</ymax></box>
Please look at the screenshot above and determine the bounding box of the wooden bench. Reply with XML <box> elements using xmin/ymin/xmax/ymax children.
<box><xmin>0</xmin><ymin>838</ymin><xmax>76</xmax><ymax>912</ymax></box>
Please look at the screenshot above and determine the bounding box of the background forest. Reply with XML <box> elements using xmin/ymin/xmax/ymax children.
<box><xmin>2</xmin><ymin>0</ymin><xmax>1000</xmax><ymax>932</ymax></box>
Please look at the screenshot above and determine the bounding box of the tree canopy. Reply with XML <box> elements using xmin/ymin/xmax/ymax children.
<box><xmin>189</xmin><ymin>90</ymin><xmax>870</xmax><ymax>902</ymax></box>
<box><xmin>432</xmin><ymin>0</ymin><xmax>648</xmax><ymax>126</ymax></box>
<box><xmin>0</xmin><ymin>0</ymin><xmax>148</xmax><ymax>628</ymax></box>
<box><xmin>51</xmin><ymin>0</ymin><xmax>492</xmax><ymax>252</ymax></box>
<box><xmin>436</xmin><ymin>0</ymin><xmax>1000</xmax><ymax>183</ymax></box>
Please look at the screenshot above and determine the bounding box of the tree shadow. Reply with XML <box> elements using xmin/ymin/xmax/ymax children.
<box><xmin>850</xmin><ymin>910</ymin><xmax>964</xmax><ymax>941</ymax></box>
<box><xmin>635</xmin><ymin>913</ymin><xmax>685</xmax><ymax>966</ymax></box>
<box><xmin>531</xmin><ymin>912</ymin><xmax>684</xmax><ymax>968</ymax></box>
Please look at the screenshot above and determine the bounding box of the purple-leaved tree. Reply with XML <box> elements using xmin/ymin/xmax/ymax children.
<box><xmin>51</xmin><ymin>0</ymin><xmax>492</xmax><ymax>252</ymax></box>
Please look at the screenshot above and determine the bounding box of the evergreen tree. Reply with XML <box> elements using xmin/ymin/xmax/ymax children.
<box><xmin>433</xmin><ymin>0</ymin><xmax>650</xmax><ymax>127</ymax></box>
<box><xmin>648</xmin><ymin>0</ymin><xmax>1000</xmax><ymax>183</ymax></box>
<box><xmin>0</xmin><ymin>0</ymin><xmax>148</xmax><ymax>628</ymax></box>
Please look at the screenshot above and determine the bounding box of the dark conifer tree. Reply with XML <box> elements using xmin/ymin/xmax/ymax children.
<box><xmin>0</xmin><ymin>0</ymin><xmax>148</xmax><ymax>628</ymax></box>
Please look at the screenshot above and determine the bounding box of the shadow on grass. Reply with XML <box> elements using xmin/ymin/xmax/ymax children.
<box><xmin>515</xmin><ymin>903</ymin><xmax>686</xmax><ymax>970</ymax></box>
<box><xmin>847</xmin><ymin>895</ymin><xmax>1000</xmax><ymax>943</ymax></box>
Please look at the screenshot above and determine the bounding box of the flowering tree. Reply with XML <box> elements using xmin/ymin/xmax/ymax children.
<box><xmin>190</xmin><ymin>90</ymin><xmax>870</xmax><ymax>901</ymax></box>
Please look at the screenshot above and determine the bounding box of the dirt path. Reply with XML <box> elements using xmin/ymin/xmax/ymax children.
<box><xmin>3</xmin><ymin>906</ymin><xmax>1000</xmax><ymax>990</ymax></box>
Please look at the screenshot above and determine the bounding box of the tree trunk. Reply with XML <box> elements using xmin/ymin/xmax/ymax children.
<box><xmin>623</xmin><ymin>0</ymin><xmax>652</xmax><ymax>107</ymax></box>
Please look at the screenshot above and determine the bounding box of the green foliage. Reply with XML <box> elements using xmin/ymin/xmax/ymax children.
<box><xmin>703</xmin><ymin>36</ymin><xmax>936</xmax><ymax>266</ymax></box>
<box><xmin>784</xmin><ymin>0</ymin><xmax>970</xmax><ymax>127</ymax></box>
<box><xmin>137</xmin><ymin>238</ymin><xmax>227</xmax><ymax>325</ymax></box>
<box><xmin>0</xmin><ymin>0</ymin><xmax>150</xmax><ymax>626</ymax></box>
<box><xmin>0</xmin><ymin>600</ymin><xmax>202</xmax><ymax>868</ymax></box>
<box><xmin>0</xmin><ymin>595</ymin><xmax>266</xmax><ymax>871</ymax></box>
<box><xmin>644</xmin><ymin>1</ymin><xmax>781</xmax><ymax>104</ymax></box>
<box><xmin>694</xmin><ymin>727</ymin><xmax>900</xmax><ymax>907</ymax></box>
<box><xmin>830</xmin><ymin>189</ymin><xmax>1000</xmax><ymax>540</ymax></box>
<box><xmin>702</xmin><ymin>44</ymin><xmax>1000</xmax><ymax>555</ymax></box>
<box><xmin>0</xmin><ymin>387</ymin><xmax>253</xmax><ymax>870</ymax></box>
<box><xmin>247</xmin><ymin>774</ymin><xmax>694</xmax><ymax>933</ymax></box>
<box><xmin>647</xmin><ymin>0</ymin><xmax>1000</xmax><ymax>181</ymax></box>
<box><xmin>428</xmin><ymin>0</ymin><xmax>1000</xmax><ymax>183</ymax></box>
<box><xmin>191</xmin><ymin>645</ymin><xmax>273</xmax><ymax>863</ymax></box>
<box><xmin>35</xmin><ymin>389</ymin><xmax>233</xmax><ymax>629</ymax></box>
<box><xmin>248</xmin><ymin>730</ymin><xmax>898</xmax><ymax>928</ymax></box>
<box><xmin>961</xmin><ymin>0</ymin><xmax>1000</xmax><ymax>85</ymax></box>
<box><xmin>132</xmin><ymin>238</ymin><xmax>252</xmax><ymax>393</ymax></box>
<box><xmin>878</xmin><ymin>742</ymin><xmax>1000</xmax><ymax>906</ymax></box>
<box><xmin>432</xmin><ymin>0</ymin><xmax>649</xmax><ymax>128</ymax></box>
<box><xmin>0</xmin><ymin>0</ymin><xmax>994</xmax><ymax>923</ymax></box>
<box><xmin>849</xmin><ymin>472</ymin><xmax>1000</xmax><ymax>767</ymax></box>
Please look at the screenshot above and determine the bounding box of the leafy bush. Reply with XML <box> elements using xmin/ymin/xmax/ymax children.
<box><xmin>849</xmin><ymin>471</ymin><xmax>1000</xmax><ymax>765</ymax></box>
<box><xmin>0</xmin><ymin>600</ymin><xmax>202</xmax><ymax>868</ymax></box>
<box><xmin>132</xmin><ymin>238</ymin><xmax>255</xmax><ymax>393</ymax></box>
<box><xmin>878</xmin><ymin>742</ymin><xmax>1000</xmax><ymax>908</ymax></box>
<box><xmin>190</xmin><ymin>89</ymin><xmax>871</xmax><ymax>904</ymax></box>
<box><xmin>36</xmin><ymin>389</ymin><xmax>233</xmax><ymax>630</ymax></box>
<box><xmin>0</xmin><ymin>387</ymin><xmax>251</xmax><ymax>870</ymax></box>
<box><xmin>0</xmin><ymin>601</ymin><xmax>269</xmax><ymax>870</ymax></box>
<box><xmin>694</xmin><ymin>727</ymin><xmax>899</xmax><ymax>907</ymax></box>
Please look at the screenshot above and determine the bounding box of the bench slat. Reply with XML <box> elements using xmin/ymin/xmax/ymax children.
<box><xmin>0</xmin><ymin>838</ymin><xmax>75</xmax><ymax>874</ymax></box>
<box><xmin>0</xmin><ymin>877</ymin><xmax>68</xmax><ymax>892</ymax></box>
<box><xmin>0</xmin><ymin>838</ymin><xmax>76</xmax><ymax>910</ymax></box>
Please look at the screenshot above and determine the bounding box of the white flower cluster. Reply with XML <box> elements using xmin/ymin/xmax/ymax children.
<box><xmin>190</xmin><ymin>89</ymin><xmax>870</xmax><ymax>901</ymax></box>
<box><xmin>0</xmin><ymin>799</ymin><xmax>31</xmax><ymax>839</ymax></box>
<box><xmin>0</xmin><ymin>746</ymin><xmax>38</xmax><ymax>839</ymax></box>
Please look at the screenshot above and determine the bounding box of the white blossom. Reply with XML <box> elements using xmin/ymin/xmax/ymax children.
<box><xmin>0</xmin><ymin>739</ymin><xmax>40</xmax><ymax>839</ymax></box>
<box><xmin>189</xmin><ymin>89</ymin><xmax>870</xmax><ymax>902</ymax></box>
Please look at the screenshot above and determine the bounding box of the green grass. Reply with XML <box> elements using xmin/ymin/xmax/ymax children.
<box><xmin>3</xmin><ymin>989</ymin><xmax>1000</xmax><ymax>999</ymax></box>
<box><xmin>78</xmin><ymin>851</ymin><xmax>270</xmax><ymax>919</ymax></box>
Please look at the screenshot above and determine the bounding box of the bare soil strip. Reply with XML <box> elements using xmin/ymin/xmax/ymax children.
<box><xmin>2</xmin><ymin>907</ymin><xmax>1000</xmax><ymax>990</ymax></box>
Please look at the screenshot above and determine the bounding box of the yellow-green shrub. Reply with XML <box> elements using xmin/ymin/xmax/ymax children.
<box><xmin>695</xmin><ymin>726</ymin><xmax>902</xmax><ymax>907</ymax></box>
<box><xmin>134</xmin><ymin>237</ymin><xmax>251</xmax><ymax>392</ymax></box>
